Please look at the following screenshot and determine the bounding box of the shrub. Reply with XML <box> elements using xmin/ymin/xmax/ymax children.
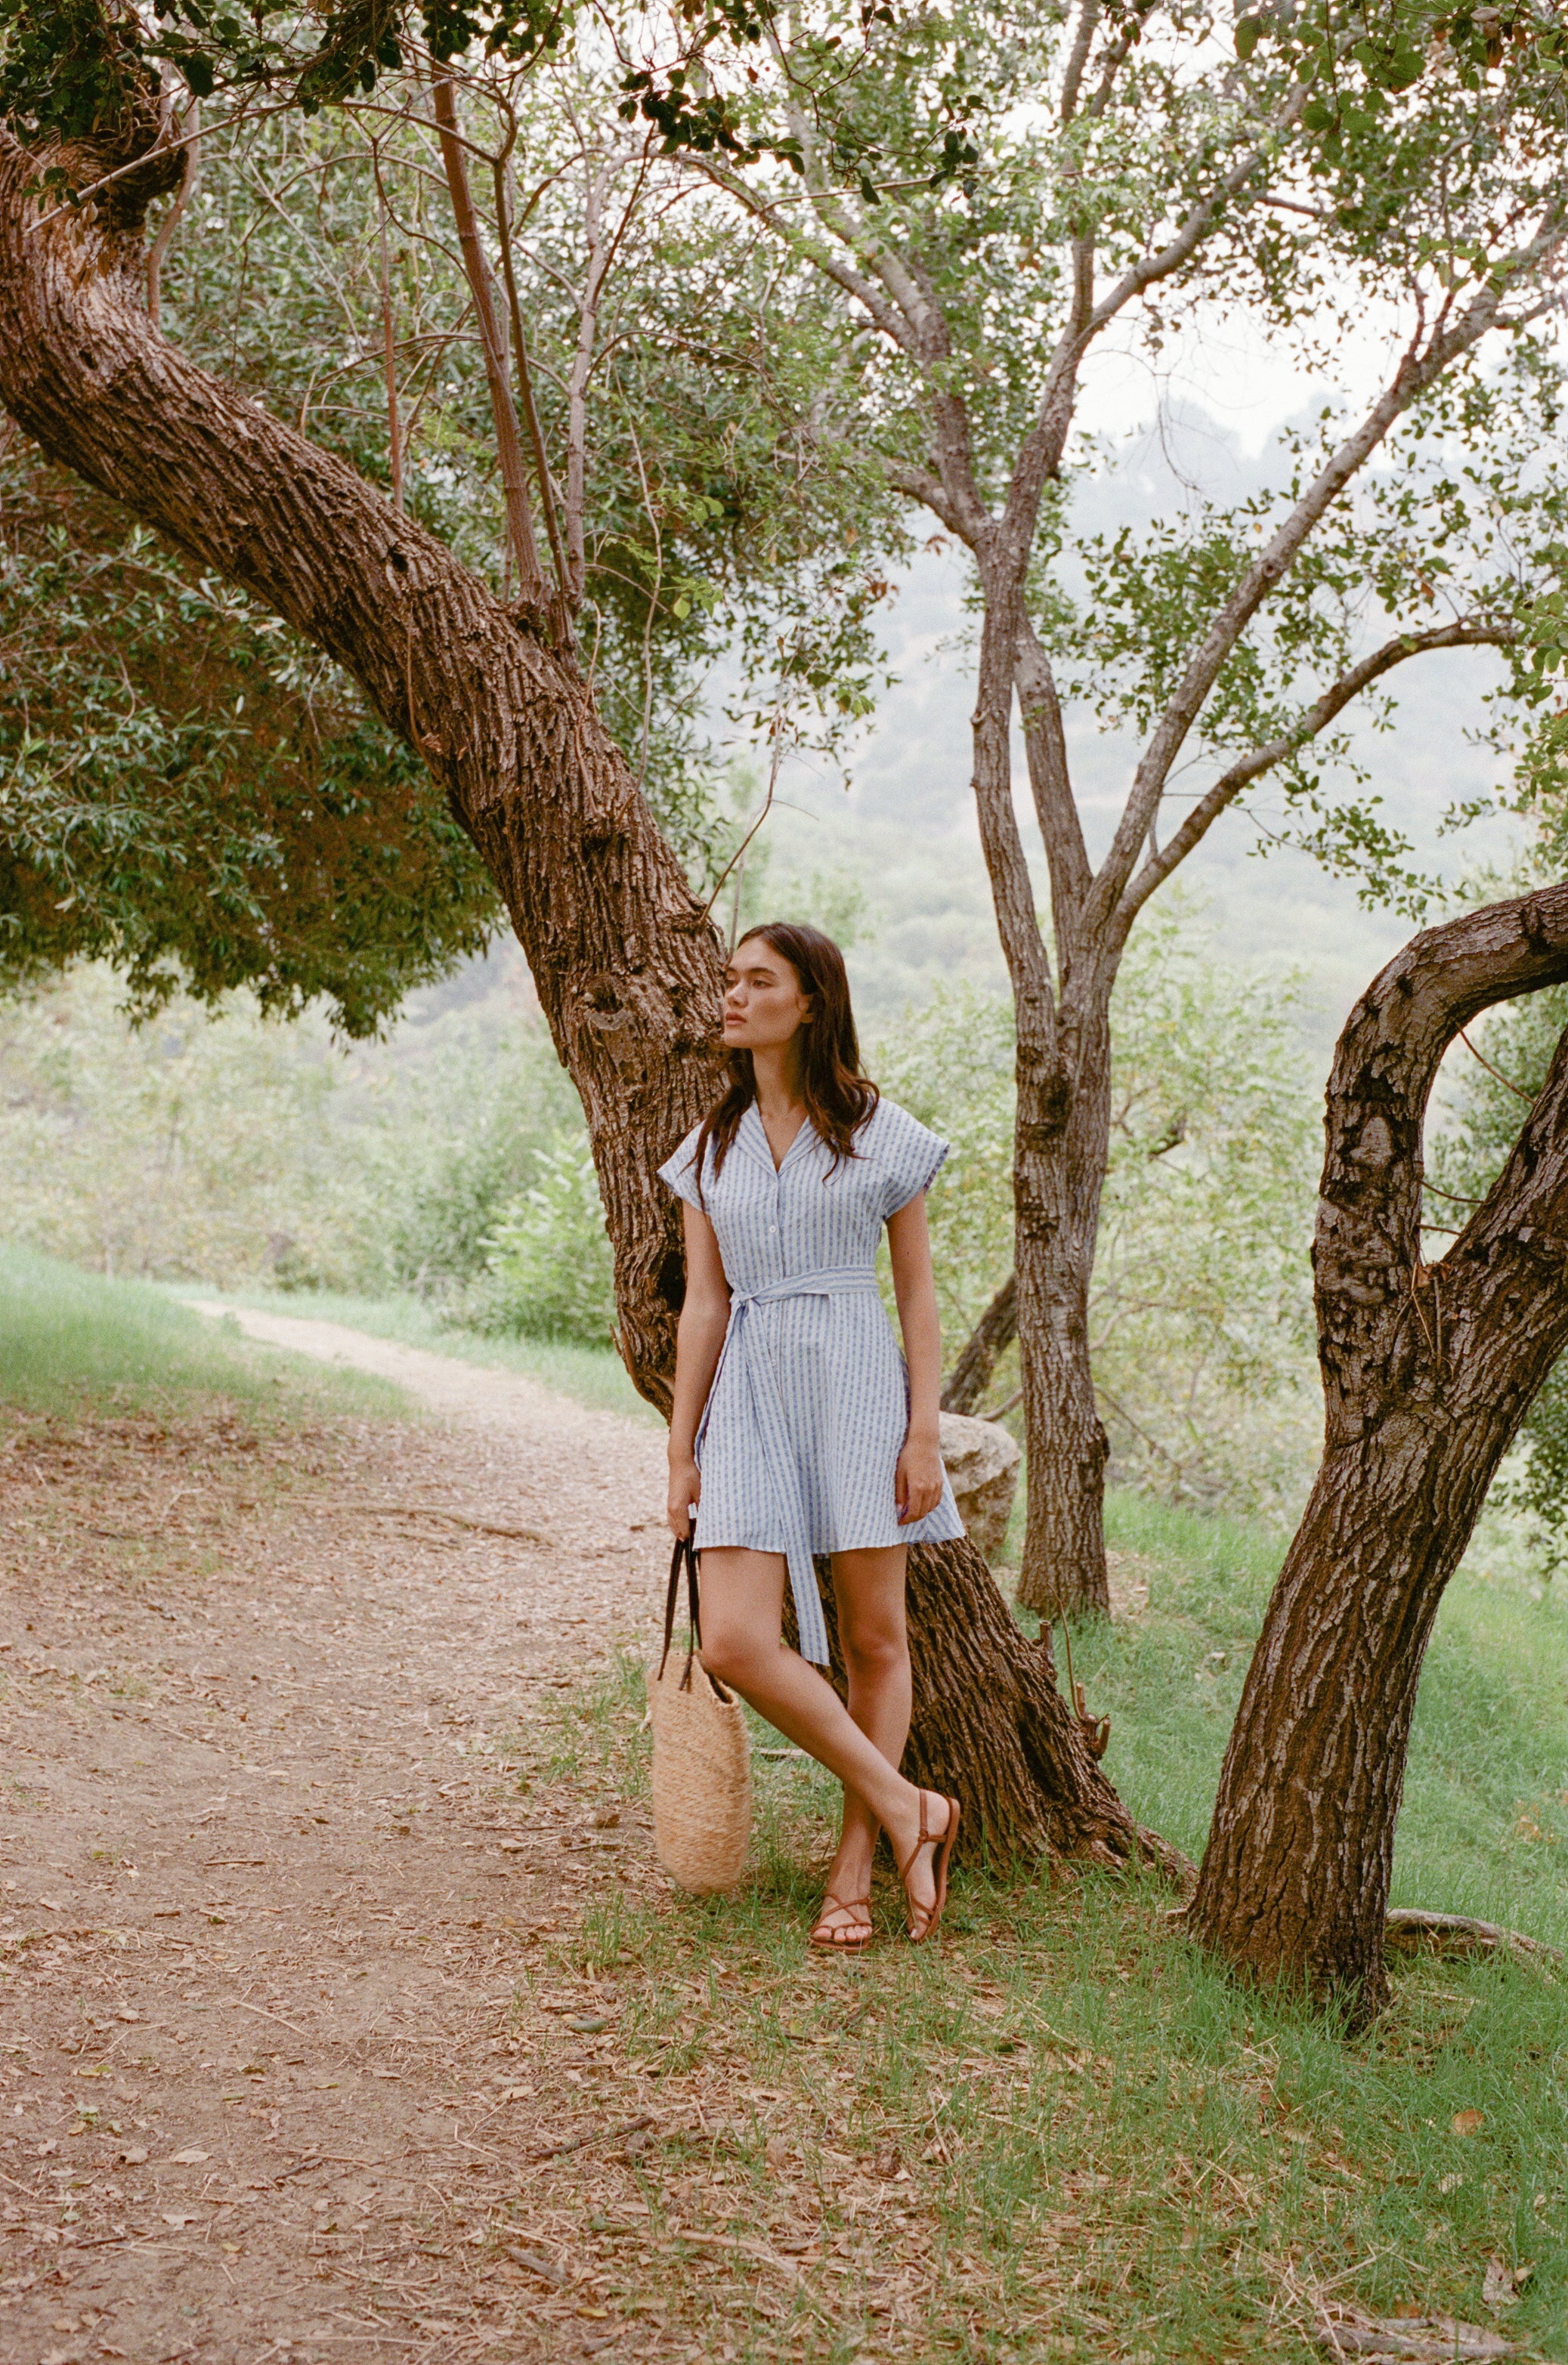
<box><xmin>472</xmin><ymin>1134</ymin><xmax>618</xmax><ymax>1345</ymax></box>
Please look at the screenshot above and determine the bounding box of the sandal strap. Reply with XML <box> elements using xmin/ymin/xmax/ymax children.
<box><xmin>895</xmin><ymin>1789</ymin><xmax>936</xmax><ymax>1884</ymax></box>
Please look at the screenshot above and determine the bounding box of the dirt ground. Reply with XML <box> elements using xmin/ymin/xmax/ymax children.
<box><xmin>1</xmin><ymin>1315</ymin><xmax>682</xmax><ymax>2365</ymax></box>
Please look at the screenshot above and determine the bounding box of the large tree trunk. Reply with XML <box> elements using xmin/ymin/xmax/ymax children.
<box><xmin>0</xmin><ymin>88</ymin><xmax>1165</xmax><ymax>1872</ymax></box>
<box><xmin>1186</xmin><ymin>886</ymin><xmax>1568</xmax><ymax>2020</ymax></box>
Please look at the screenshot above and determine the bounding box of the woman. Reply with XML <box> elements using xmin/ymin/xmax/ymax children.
<box><xmin>660</xmin><ymin>921</ymin><xmax>965</xmax><ymax>1949</ymax></box>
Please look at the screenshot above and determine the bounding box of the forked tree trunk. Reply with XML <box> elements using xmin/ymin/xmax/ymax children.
<box><xmin>0</xmin><ymin>90</ymin><xmax>1164</xmax><ymax>1872</ymax></box>
<box><xmin>1186</xmin><ymin>887</ymin><xmax>1568</xmax><ymax>2020</ymax></box>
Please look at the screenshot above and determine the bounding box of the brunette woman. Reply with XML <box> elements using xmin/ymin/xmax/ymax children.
<box><xmin>660</xmin><ymin>923</ymin><xmax>963</xmax><ymax>1947</ymax></box>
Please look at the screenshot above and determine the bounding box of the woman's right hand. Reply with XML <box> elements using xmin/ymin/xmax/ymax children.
<box><xmin>666</xmin><ymin>1455</ymin><xmax>701</xmax><ymax>1539</ymax></box>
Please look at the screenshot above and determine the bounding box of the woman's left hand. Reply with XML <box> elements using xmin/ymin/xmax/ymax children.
<box><xmin>895</xmin><ymin>1432</ymin><xmax>944</xmax><ymax>1526</ymax></box>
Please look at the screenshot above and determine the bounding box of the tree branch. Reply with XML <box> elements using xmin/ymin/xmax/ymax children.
<box><xmin>695</xmin><ymin>157</ymin><xmax>913</xmax><ymax>351</ymax></box>
<box><xmin>493</xmin><ymin>149</ymin><xmax>572</xmax><ymax>622</ymax></box>
<box><xmin>1016</xmin><ymin>614</ymin><xmax>1092</xmax><ymax>932</ymax></box>
<box><xmin>884</xmin><ymin>456</ymin><xmax>991</xmax><ymax>546</ymax></box>
<box><xmin>1115</xmin><ymin>620</ymin><xmax>1521</xmax><ymax>935</ymax></box>
<box><xmin>430</xmin><ymin>76</ymin><xmax>548</xmax><ymax>609</ymax></box>
<box><xmin>1086</xmin><ymin>218</ymin><xmax>1568</xmax><ymax>938</ymax></box>
<box><xmin>942</xmin><ymin>1270</ymin><xmax>1018</xmax><ymax>1414</ymax></box>
<box><xmin>1000</xmin><ymin>81</ymin><xmax>1313</xmax><ymax>553</ymax></box>
<box><xmin>1058</xmin><ymin>0</ymin><xmax>1103</xmax><ymax>125</ymax></box>
<box><xmin>1300</xmin><ymin>881</ymin><xmax>1568</xmax><ymax>1474</ymax></box>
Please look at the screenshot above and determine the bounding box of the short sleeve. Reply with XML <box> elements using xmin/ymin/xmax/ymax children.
<box><xmin>658</xmin><ymin>1124</ymin><xmax>707</xmax><ymax>1210</ymax></box>
<box><xmin>876</xmin><ymin>1101</ymin><xmax>950</xmax><ymax>1218</ymax></box>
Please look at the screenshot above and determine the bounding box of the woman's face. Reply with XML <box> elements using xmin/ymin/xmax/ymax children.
<box><xmin>722</xmin><ymin>937</ymin><xmax>813</xmax><ymax>1053</ymax></box>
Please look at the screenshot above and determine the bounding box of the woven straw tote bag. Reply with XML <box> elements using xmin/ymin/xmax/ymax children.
<box><xmin>647</xmin><ymin>1536</ymin><xmax>752</xmax><ymax>1893</ymax></box>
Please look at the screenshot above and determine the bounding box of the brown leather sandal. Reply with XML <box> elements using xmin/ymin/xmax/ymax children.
<box><xmin>809</xmin><ymin>1891</ymin><xmax>874</xmax><ymax>1952</ymax></box>
<box><xmin>898</xmin><ymin>1791</ymin><xmax>960</xmax><ymax>1944</ymax></box>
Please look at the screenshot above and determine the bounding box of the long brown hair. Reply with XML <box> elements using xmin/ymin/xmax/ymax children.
<box><xmin>691</xmin><ymin>922</ymin><xmax>877</xmax><ymax>1199</ymax></box>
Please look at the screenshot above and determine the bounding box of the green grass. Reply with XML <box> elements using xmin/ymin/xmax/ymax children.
<box><xmin>497</xmin><ymin>1637</ymin><xmax>1568</xmax><ymax>2365</ymax></box>
<box><xmin>0</xmin><ymin>1241</ymin><xmax>410</xmax><ymax>1421</ymax></box>
<box><xmin>1075</xmin><ymin>1491</ymin><xmax>1568</xmax><ymax>1953</ymax></box>
<box><xmin>165</xmin><ymin>1280</ymin><xmax>656</xmax><ymax>1423</ymax></box>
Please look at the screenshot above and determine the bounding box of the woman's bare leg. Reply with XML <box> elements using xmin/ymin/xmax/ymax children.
<box><xmin>697</xmin><ymin>1547</ymin><xmax>943</xmax><ymax>1922</ymax></box>
<box><xmin>818</xmin><ymin>1547</ymin><xmax>911</xmax><ymax>1933</ymax></box>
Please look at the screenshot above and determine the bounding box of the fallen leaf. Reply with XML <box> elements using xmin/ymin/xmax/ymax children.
<box><xmin>166</xmin><ymin>2148</ymin><xmax>209</xmax><ymax>2165</ymax></box>
<box><xmin>161</xmin><ymin>2212</ymin><xmax>200</xmax><ymax>2229</ymax></box>
<box><xmin>113</xmin><ymin>2011</ymin><xmax>141</xmax><ymax>2023</ymax></box>
<box><xmin>1482</xmin><ymin>2259</ymin><xmax>1523</xmax><ymax>2310</ymax></box>
<box><xmin>1481</xmin><ymin>2261</ymin><xmax>1512</xmax><ymax>2309</ymax></box>
<box><xmin>567</xmin><ymin>2014</ymin><xmax>608</xmax><ymax>2033</ymax></box>
<box><xmin>37</xmin><ymin>1897</ymin><xmax>63</xmax><ymax>1912</ymax></box>
<box><xmin>1438</xmin><ymin>2172</ymin><xmax>1464</xmax><ymax>2193</ymax></box>
<box><xmin>98</xmin><ymin>2347</ymin><xmax>128</xmax><ymax>2358</ymax></box>
<box><xmin>1451</xmin><ymin>2109</ymin><xmax>1486</xmax><ymax>2136</ymax></box>
<box><xmin>117</xmin><ymin>2147</ymin><xmax>148</xmax><ymax>2166</ymax></box>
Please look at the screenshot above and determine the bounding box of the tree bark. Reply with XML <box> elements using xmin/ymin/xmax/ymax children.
<box><xmin>0</xmin><ymin>91</ymin><xmax>1167</xmax><ymax>1875</ymax></box>
<box><xmin>1014</xmin><ymin>985</ymin><xmax>1113</xmax><ymax>1620</ymax></box>
<box><xmin>941</xmin><ymin>1269</ymin><xmax>1016</xmax><ymax>1414</ymax></box>
<box><xmin>1186</xmin><ymin>886</ymin><xmax>1568</xmax><ymax>2020</ymax></box>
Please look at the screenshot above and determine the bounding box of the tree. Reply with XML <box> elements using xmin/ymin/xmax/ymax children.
<box><xmin>621</xmin><ymin>0</ymin><xmax>1568</xmax><ymax>1614</ymax></box>
<box><xmin>0</xmin><ymin>73</ymin><xmax>902</xmax><ymax>1022</ymax></box>
<box><xmin>1184</xmin><ymin>883</ymin><xmax>1568</xmax><ymax>2020</ymax></box>
<box><xmin>0</xmin><ymin>4</ymin><xmax>1150</xmax><ymax>1866</ymax></box>
<box><xmin>0</xmin><ymin>433</ymin><xmax>498</xmax><ymax>1032</ymax></box>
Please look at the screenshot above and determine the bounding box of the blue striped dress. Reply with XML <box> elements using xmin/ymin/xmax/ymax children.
<box><xmin>659</xmin><ymin>1096</ymin><xmax>965</xmax><ymax>1664</ymax></box>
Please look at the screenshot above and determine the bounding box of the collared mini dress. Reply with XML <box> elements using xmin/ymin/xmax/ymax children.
<box><xmin>658</xmin><ymin>1096</ymin><xmax>966</xmax><ymax>1664</ymax></box>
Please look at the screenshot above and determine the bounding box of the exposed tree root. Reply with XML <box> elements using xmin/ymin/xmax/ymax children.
<box><xmin>1382</xmin><ymin>1906</ymin><xmax>1561</xmax><ymax>1967</ymax></box>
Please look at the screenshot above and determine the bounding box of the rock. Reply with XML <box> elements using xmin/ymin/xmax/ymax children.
<box><xmin>939</xmin><ymin>1412</ymin><xmax>1021</xmax><ymax>1563</ymax></box>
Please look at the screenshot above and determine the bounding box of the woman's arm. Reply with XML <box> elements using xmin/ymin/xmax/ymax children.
<box><xmin>666</xmin><ymin>1201</ymin><xmax>732</xmax><ymax>1538</ymax></box>
<box><xmin>886</xmin><ymin>1193</ymin><xmax>945</xmax><ymax>1525</ymax></box>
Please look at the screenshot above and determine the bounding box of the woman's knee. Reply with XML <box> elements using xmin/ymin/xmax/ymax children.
<box><xmin>699</xmin><ymin>1618</ymin><xmax>768</xmax><ymax>1691</ymax></box>
<box><xmin>838</xmin><ymin>1612</ymin><xmax>908</xmax><ymax>1680</ymax></box>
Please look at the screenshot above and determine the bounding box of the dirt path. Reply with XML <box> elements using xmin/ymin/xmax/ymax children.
<box><xmin>1</xmin><ymin>1313</ymin><xmax>676</xmax><ymax>2365</ymax></box>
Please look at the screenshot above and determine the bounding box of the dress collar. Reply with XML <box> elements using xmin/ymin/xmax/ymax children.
<box><xmin>740</xmin><ymin>1102</ymin><xmax>818</xmax><ymax>1177</ymax></box>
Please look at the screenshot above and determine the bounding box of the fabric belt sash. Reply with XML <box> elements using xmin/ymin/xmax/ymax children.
<box><xmin>696</xmin><ymin>1267</ymin><xmax>883</xmax><ymax>1665</ymax></box>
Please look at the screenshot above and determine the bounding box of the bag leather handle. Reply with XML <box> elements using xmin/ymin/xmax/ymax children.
<box><xmin>660</xmin><ymin>1532</ymin><xmax>701</xmax><ymax>1689</ymax></box>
